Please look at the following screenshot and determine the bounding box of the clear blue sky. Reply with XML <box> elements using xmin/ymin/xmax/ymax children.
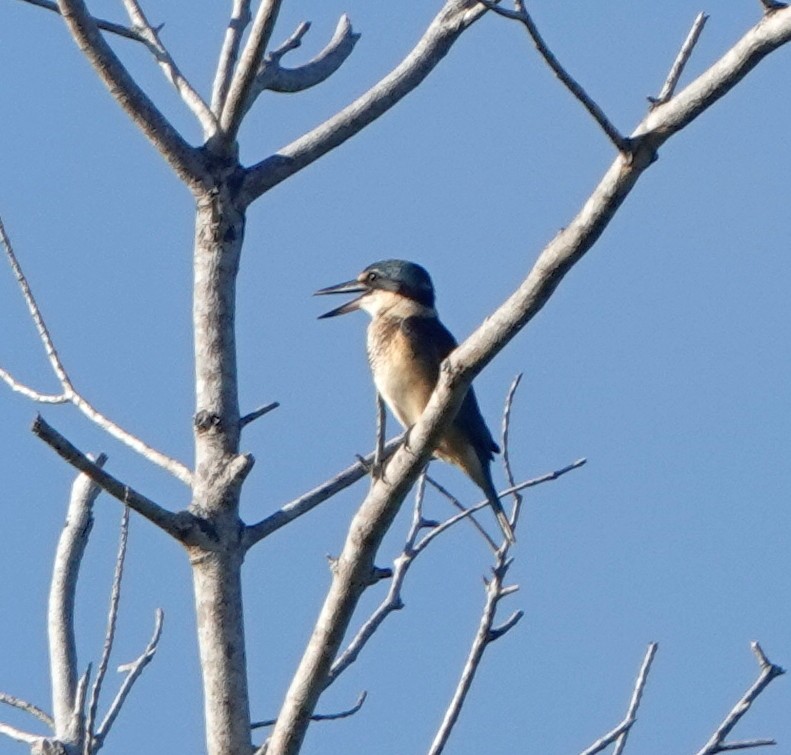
<box><xmin>0</xmin><ymin>2</ymin><xmax>789</xmax><ymax>753</ymax></box>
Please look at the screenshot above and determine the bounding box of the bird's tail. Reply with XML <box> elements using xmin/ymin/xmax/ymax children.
<box><xmin>489</xmin><ymin>494</ymin><xmax>516</xmax><ymax>545</ymax></box>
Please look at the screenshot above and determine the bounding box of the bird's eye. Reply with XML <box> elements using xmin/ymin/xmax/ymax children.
<box><xmin>367</xmin><ymin>272</ymin><xmax>378</xmax><ymax>282</ymax></box>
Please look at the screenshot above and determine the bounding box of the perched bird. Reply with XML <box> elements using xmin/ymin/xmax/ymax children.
<box><xmin>315</xmin><ymin>259</ymin><xmax>515</xmax><ymax>544</ymax></box>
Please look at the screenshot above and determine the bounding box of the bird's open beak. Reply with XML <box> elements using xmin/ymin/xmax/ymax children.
<box><xmin>314</xmin><ymin>278</ymin><xmax>369</xmax><ymax>319</ymax></box>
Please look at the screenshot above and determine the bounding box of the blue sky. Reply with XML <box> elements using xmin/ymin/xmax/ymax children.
<box><xmin>0</xmin><ymin>2</ymin><xmax>789</xmax><ymax>753</ymax></box>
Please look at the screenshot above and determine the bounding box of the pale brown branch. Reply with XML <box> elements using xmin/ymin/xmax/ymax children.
<box><xmin>93</xmin><ymin>609</ymin><xmax>164</xmax><ymax>749</ymax></box>
<box><xmin>694</xmin><ymin>642</ymin><xmax>785</xmax><ymax>755</ymax></box>
<box><xmin>1</xmin><ymin>215</ymin><xmax>193</xmax><ymax>484</ymax></box>
<box><xmin>241</xmin><ymin>0</ymin><xmax>489</xmax><ymax>204</ymax></box>
<box><xmin>480</xmin><ymin>0</ymin><xmax>628</xmax><ymax>151</ymax></box>
<box><xmin>84</xmin><ymin>507</ymin><xmax>130</xmax><ymax>755</ymax></box>
<box><xmin>52</xmin><ymin>0</ymin><xmax>207</xmax><ymax>187</ymax></box>
<box><xmin>211</xmin><ymin>0</ymin><xmax>252</xmax><ymax>113</ymax></box>
<box><xmin>219</xmin><ymin>0</ymin><xmax>283</xmax><ymax>143</ymax></box>
<box><xmin>651</xmin><ymin>13</ymin><xmax>709</xmax><ymax>107</ymax></box>
<box><xmin>251</xmin><ymin>690</ymin><xmax>367</xmax><ymax>730</ymax></box>
<box><xmin>581</xmin><ymin>643</ymin><xmax>658</xmax><ymax>755</ymax></box>
<box><xmin>0</xmin><ymin>694</ymin><xmax>53</xmax><ymax>729</ymax></box>
<box><xmin>16</xmin><ymin>0</ymin><xmax>145</xmax><ymax>42</ymax></box>
<box><xmin>31</xmin><ymin>415</ymin><xmax>198</xmax><ymax>543</ymax></box>
<box><xmin>119</xmin><ymin>0</ymin><xmax>218</xmax><ymax>136</ymax></box>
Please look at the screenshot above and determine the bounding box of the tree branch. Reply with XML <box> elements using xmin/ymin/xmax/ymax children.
<box><xmin>251</xmin><ymin>690</ymin><xmax>367</xmax><ymax>730</ymax></box>
<box><xmin>240</xmin><ymin>400</ymin><xmax>279</xmax><ymax>429</ymax></box>
<box><xmin>479</xmin><ymin>0</ymin><xmax>628</xmax><ymax>151</ymax></box>
<box><xmin>253</xmin><ymin>15</ymin><xmax>360</xmax><ymax>95</ymax></box>
<box><xmin>0</xmin><ymin>216</ymin><xmax>193</xmax><ymax>484</ymax></box>
<box><xmin>0</xmin><ymin>721</ymin><xmax>40</xmax><ymax>745</ymax></box>
<box><xmin>16</xmin><ymin>0</ymin><xmax>145</xmax><ymax>42</ymax></box>
<box><xmin>0</xmin><ymin>694</ymin><xmax>53</xmax><ymax>729</ymax></box>
<box><xmin>84</xmin><ymin>507</ymin><xmax>129</xmax><ymax>755</ymax></box>
<box><xmin>31</xmin><ymin>415</ymin><xmax>199</xmax><ymax>543</ymax></box>
<box><xmin>93</xmin><ymin>609</ymin><xmax>164</xmax><ymax>750</ymax></box>
<box><xmin>219</xmin><ymin>0</ymin><xmax>283</xmax><ymax>145</ymax></box>
<box><xmin>240</xmin><ymin>0</ymin><xmax>488</xmax><ymax>204</ymax></box>
<box><xmin>694</xmin><ymin>642</ymin><xmax>785</xmax><ymax>755</ymax></box>
<box><xmin>581</xmin><ymin>643</ymin><xmax>658</xmax><ymax>755</ymax></box>
<box><xmin>52</xmin><ymin>0</ymin><xmax>207</xmax><ymax>188</ymax></box>
<box><xmin>211</xmin><ymin>0</ymin><xmax>252</xmax><ymax>113</ymax></box>
<box><xmin>48</xmin><ymin>457</ymin><xmax>106</xmax><ymax>735</ymax></box>
<box><xmin>650</xmin><ymin>13</ymin><xmax>709</xmax><ymax>107</ymax></box>
<box><xmin>119</xmin><ymin>0</ymin><xmax>218</xmax><ymax>137</ymax></box>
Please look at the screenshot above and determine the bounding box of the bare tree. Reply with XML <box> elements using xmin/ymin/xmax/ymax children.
<box><xmin>1</xmin><ymin>2</ymin><xmax>789</xmax><ymax>754</ymax></box>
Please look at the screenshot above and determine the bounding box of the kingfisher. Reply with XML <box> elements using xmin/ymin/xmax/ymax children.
<box><xmin>315</xmin><ymin>259</ymin><xmax>516</xmax><ymax>544</ymax></box>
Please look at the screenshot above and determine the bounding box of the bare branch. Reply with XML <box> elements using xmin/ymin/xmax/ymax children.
<box><xmin>49</xmin><ymin>457</ymin><xmax>106</xmax><ymax>734</ymax></box>
<box><xmin>500</xmin><ymin>372</ymin><xmax>524</xmax><ymax>531</ymax></box>
<box><xmin>211</xmin><ymin>0</ymin><xmax>252</xmax><ymax>113</ymax></box>
<box><xmin>242</xmin><ymin>436</ymin><xmax>404</xmax><ymax>548</ymax></box>
<box><xmin>16</xmin><ymin>0</ymin><xmax>145</xmax><ymax>42</ymax></box>
<box><xmin>85</xmin><ymin>507</ymin><xmax>130</xmax><ymax>754</ymax></box>
<box><xmin>251</xmin><ymin>690</ymin><xmax>367</xmax><ymax>730</ymax></box>
<box><xmin>694</xmin><ymin>642</ymin><xmax>785</xmax><ymax>755</ymax></box>
<box><xmin>31</xmin><ymin>416</ymin><xmax>198</xmax><ymax>543</ymax></box>
<box><xmin>428</xmin><ymin>551</ymin><xmax>519</xmax><ymax>755</ymax></box>
<box><xmin>581</xmin><ymin>643</ymin><xmax>658</xmax><ymax>755</ymax></box>
<box><xmin>67</xmin><ymin>665</ymin><xmax>90</xmax><ymax>745</ymax></box>
<box><xmin>119</xmin><ymin>0</ymin><xmax>218</xmax><ymax>137</ymax></box>
<box><xmin>260</xmin><ymin>15</ymin><xmax>360</xmax><ymax>95</ymax></box>
<box><xmin>219</xmin><ymin>0</ymin><xmax>283</xmax><ymax>144</ymax></box>
<box><xmin>51</xmin><ymin>0</ymin><xmax>207</xmax><ymax>187</ymax></box>
<box><xmin>0</xmin><ymin>694</ymin><xmax>53</xmax><ymax>729</ymax></box>
<box><xmin>241</xmin><ymin>0</ymin><xmax>488</xmax><ymax>204</ymax></box>
<box><xmin>651</xmin><ymin>13</ymin><xmax>709</xmax><ymax>107</ymax></box>
<box><xmin>0</xmin><ymin>721</ymin><xmax>40</xmax><ymax>745</ymax></box>
<box><xmin>0</xmin><ymin>217</ymin><xmax>193</xmax><ymax>484</ymax></box>
<box><xmin>240</xmin><ymin>401</ymin><xmax>280</xmax><ymax>429</ymax></box>
<box><xmin>479</xmin><ymin>0</ymin><xmax>628</xmax><ymax>151</ymax></box>
<box><xmin>374</xmin><ymin>394</ymin><xmax>386</xmax><ymax>477</ymax></box>
<box><xmin>93</xmin><ymin>609</ymin><xmax>164</xmax><ymax>749</ymax></box>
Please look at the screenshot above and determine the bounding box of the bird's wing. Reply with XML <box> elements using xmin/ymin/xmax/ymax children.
<box><xmin>401</xmin><ymin>316</ymin><xmax>500</xmax><ymax>458</ymax></box>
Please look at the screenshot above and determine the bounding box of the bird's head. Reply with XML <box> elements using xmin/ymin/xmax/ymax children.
<box><xmin>315</xmin><ymin>259</ymin><xmax>435</xmax><ymax>319</ymax></box>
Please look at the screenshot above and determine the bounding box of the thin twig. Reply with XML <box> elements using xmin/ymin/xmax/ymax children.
<box><xmin>479</xmin><ymin>0</ymin><xmax>628</xmax><ymax>151</ymax></box>
<box><xmin>85</xmin><ymin>507</ymin><xmax>130</xmax><ymax>755</ymax></box>
<box><xmin>374</xmin><ymin>394</ymin><xmax>386</xmax><ymax>476</ymax></box>
<box><xmin>31</xmin><ymin>416</ymin><xmax>195</xmax><ymax>542</ymax></box>
<box><xmin>119</xmin><ymin>0</ymin><xmax>218</xmax><ymax>136</ymax></box>
<box><xmin>240</xmin><ymin>401</ymin><xmax>279</xmax><ymax>428</ymax></box>
<box><xmin>0</xmin><ymin>217</ymin><xmax>192</xmax><ymax>484</ymax></box>
<box><xmin>93</xmin><ymin>609</ymin><xmax>164</xmax><ymax>749</ymax></box>
<box><xmin>500</xmin><ymin>372</ymin><xmax>524</xmax><ymax>533</ymax></box>
<box><xmin>251</xmin><ymin>691</ymin><xmax>367</xmax><ymax>729</ymax></box>
<box><xmin>694</xmin><ymin>642</ymin><xmax>785</xmax><ymax>755</ymax></box>
<box><xmin>0</xmin><ymin>693</ymin><xmax>53</xmax><ymax>729</ymax></box>
<box><xmin>428</xmin><ymin>550</ymin><xmax>521</xmax><ymax>755</ymax></box>
<box><xmin>16</xmin><ymin>0</ymin><xmax>145</xmax><ymax>42</ymax></box>
<box><xmin>580</xmin><ymin>643</ymin><xmax>658</xmax><ymax>755</ymax></box>
<box><xmin>211</xmin><ymin>0</ymin><xmax>252</xmax><ymax>113</ymax></box>
<box><xmin>651</xmin><ymin>13</ymin><xmax>709</xmax><ymax>107</ymax></box>
<box><xmin>0</xmin><ymin>721</ymin><xmax>40</xmax><ymax>745</ymax></box>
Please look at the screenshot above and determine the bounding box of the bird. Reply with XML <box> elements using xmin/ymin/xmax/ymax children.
<box><xmin>315</xmin><ymin>259</ymin><xmax>515</xmax><ymax>544</ymax></box>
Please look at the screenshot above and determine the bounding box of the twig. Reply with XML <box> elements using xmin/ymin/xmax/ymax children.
<box><xmin>428</xmin><ymin>550</ymin><xmax>521</xmax><ymax>755</ymax></box>
<box><xmin>243</xmin><ymin>436</ymin><xmax>404</xmax><ymax>548</ymax></box>
<box><xmin>500</xmin><ymin>372</ymin><xmax>524</xmax><ymax>534</ymax></box>
<box><xmin>580</xmin><ymin>643</ymin><xmax>658</xmax><ymax>755</ymax></box>
<box><xmin>479</xmin><ymin>0</ymin><xmax>628</xmax><ymax>151</ymax></box>
<box><xmin>48</xmin><ymin>457</ymin><xmax>106</xmax><ymax>734</ymax></box>
<box><xmin>119</xmin><ymin>0</ymin><xmax>218</xmax><ymax>136</ymax></box>
<box><xmin>251</xmin><ymin>691</ymin><xmax>367</xmax><ymax>729</ymax></box>
<box><xmin>651</xmin><ymin>13</ymin><xmax>709</xmax><ymax>107</ymax></box>
<box><xmin>31</xmin><ymin>415</ymin><xmax>196</xmax><ymax>543</ymax></box>
<box><xmin>16</xmin><ymin>0</ymin><xmax>145</xmax><ymax>42</ymax></box>
<box><xmin>85</xmin><ymin>507</ymin><xmax>130</xmax><ymax>755</ymax></box>
<box><xmin>694</xmin><ymin>642</ymin><xmax>785</xmax><ymax>755</ymax></box>
<box><xmin>0</xmin><ymin>217</ymin><xmax>193</xmax><ymax>485</ymax></box>
<box><xmin>211</xmin><ymin>0</ymin><xmax>252</xmax><ymax>113</ymax></box>
<box><xmin>93</xmin><ymin>609</ymin><xmax>164</xmax><ymax>749</ymax></box>
<box><xmin>68</xmin><ymin>665</ymin><xmax>91</xmax><ymax>743</ymax></box>
<box><xmin>240</xmin><ymin>400</ymin><xmax>280</xmax><ymax>428</ymax></box>
<box><xmin>374</xmin><ymin>394</ymin><xmax>386</xmax><ymax>476</ymax></box>
<box><xmin>0</xmin><ymin>693</ymin><xmax>53</xmax><ymax>729</ymax></box>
